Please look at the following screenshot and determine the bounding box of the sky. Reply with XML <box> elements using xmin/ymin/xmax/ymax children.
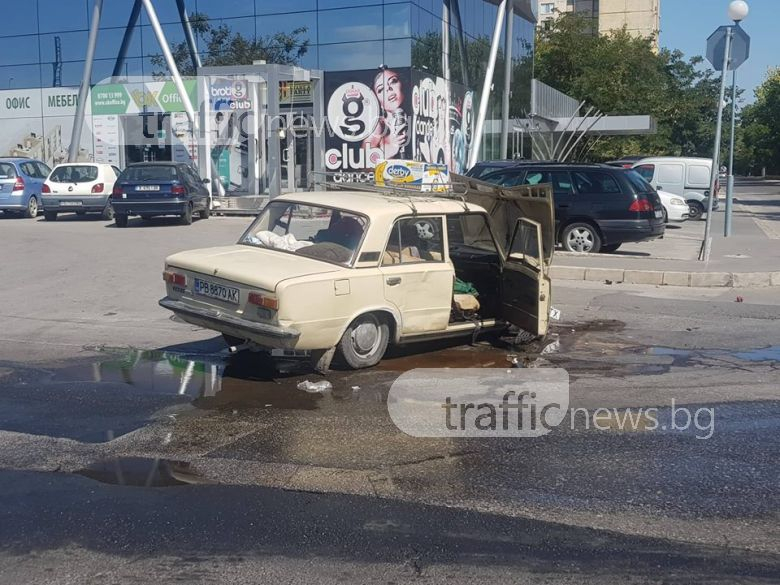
<box><xmin>660</xmin><ymin>0</ymin><xmax>778</xmax><ymax>103</ymax></box>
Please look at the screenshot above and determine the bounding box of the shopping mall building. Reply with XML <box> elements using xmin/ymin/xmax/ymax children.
<box><xmin>0</xmin><ymin>1</ymin><xmax>536</xmax><ymax>196</ymax></box>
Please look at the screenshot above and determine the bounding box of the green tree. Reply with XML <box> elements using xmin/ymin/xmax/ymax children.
<box><xmin>738</xmin><ymin>68</ymin><xmax>780</xmax><ymax>175</ymax></box>
<box><xmin>534</xmin><ymin>14</ymin><xmax>725</xmax><ymax>161</ymax></box>
<box><xmin>150</xmin><ymin>13</ymin><xmax>310</xmax><ymax>77</ymax></box>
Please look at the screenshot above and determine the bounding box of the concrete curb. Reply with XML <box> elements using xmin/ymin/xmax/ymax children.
<box><xmin>550</xmin><ymin>265</ymin><xmax>779</xmax><ymax>288</ymax></box>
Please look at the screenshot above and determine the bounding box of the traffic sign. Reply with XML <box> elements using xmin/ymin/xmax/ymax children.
<box><xmin>707</xmin><ymin>25</ymin><xmax>750</xmax><ymax>71</ymax></box>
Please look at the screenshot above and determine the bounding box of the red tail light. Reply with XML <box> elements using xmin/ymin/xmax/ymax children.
<box><xmin>12</xmin><ymin>177</ymin><xmax>24</xmax><ymax>192</ymax></box>
<box><xmin>42</xmin><ymin>183</ymin><xmax>51</xmax><ymax>194</ymax></box>
<box><xmin>248</xmin><ymin>292</ymin><xmax>278</xmax><ymax>310</ymax></box>
<box><xmin>112</xmin><ymin>185</ymin><xmax>124</xmax><ymax>199</ymax></box>
<box><xmin>162</xmin><ymin>270</ymin><xmax>186</xmax><ymax>287</ymax></box>
<box><xmin>629</xmin><ymin>198</ymin><xmax>653</xmax><ymax>213</ymax></box>
<box><xmin>171</xmin><ymin>184</ymin><xmax>187</xmax><ymax>195</ymax></box>
<box><xmin>91</xmin><ymin>183</ymin><xmax>104</xmax><ymax>194</ymax></box>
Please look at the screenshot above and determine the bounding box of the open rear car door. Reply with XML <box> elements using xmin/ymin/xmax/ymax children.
<box><xmin>455</xmin><ymin>174</ymin><xmax>555</xmax><ymax>337</ymax></box>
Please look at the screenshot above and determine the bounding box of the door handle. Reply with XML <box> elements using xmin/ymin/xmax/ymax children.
<box><xmin>386</xmin><ymin>276</ymin><xmax>402</xmax><ymax>286</ymax></box>
<box><xmin>559</xmin><ymin>204</ymin><xmax>570</xmax><ymax>208</ymax></box>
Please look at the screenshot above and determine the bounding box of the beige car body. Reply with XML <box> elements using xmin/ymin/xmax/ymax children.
<box><xmin>159</xmin><ymin>177</ymin><xmax>555</xmax><ymax>366</ymax></box>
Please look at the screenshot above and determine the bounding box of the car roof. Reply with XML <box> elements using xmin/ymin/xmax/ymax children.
<box><xmin>126</xmin><ymin>161</ymin><xmax>181</xmax><ymax>167</ymax></box>
<box><xmin>0</xmin><ymin>157</ymin><xmax>39</xmax><ymax>164</ymax></box>
<box><xmin>633</xmin><ymin>156</ymin><xmax>712</xmax><ymax>164</ymax></box>
<box><xmin>276</xmin><ymin>190</ymin><xmax>487</xmax><ymax>219</ymax></box>
<box><xmin>51</xmin><ymin>162</ymin><xmax>109</xmax><ymax>167</ymax></box>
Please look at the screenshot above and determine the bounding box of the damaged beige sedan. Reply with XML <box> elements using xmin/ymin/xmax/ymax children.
<box><xmin>159</xmin><ymin>176</ymin><xmax>555</xmax><ymax>371</ymax></box>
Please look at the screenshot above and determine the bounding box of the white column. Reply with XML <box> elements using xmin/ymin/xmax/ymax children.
<box><xmin>467</xmin><ymin>0</ymin><xmax>507</xmax><ymax>169</ymax></box>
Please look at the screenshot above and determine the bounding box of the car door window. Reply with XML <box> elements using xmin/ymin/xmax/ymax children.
<box><xmin>551</xmin><ymin>171</ymin><xmax>574</xmax><ymax>193</ymax></box>
<box><xmin>34</xmin><ymin>162</ymin><xmax>51</xmax><ymax>178</ymax></box>
<box><xmin>573</xmin><ymin>171</ymin><xmax>621</xmax><ymax>194</ymax></box>
<box><xmin>509</xmin><ymin>218</ymin><xmax>543</xmax><ymax>268</ymax></box>
<box><xmin>634</xmin><ymin>164</ymin><xmax>655</xmax><ymax>182</ymax></box>
<box><xmin>687</xmin><ymin>164</ymin><xmax>710</xmax><ymax>186</ymax></box>
<box><xmin>658</xmin><ymin>164</ymin><xmax>684</xmax><ymax>185</ymax></box>
<box><xmin>20</xmin><ymin>162</ymin><xmax>37</xmax><ymax>178</ymax></box>
<box><xmin>521</xmin><ymin>171</ymin><xmax>549</xmax><ymax>186</ymax></box>
<box><xmin>382</xmin><ymin>217</ymin><xmax>444</xmax><ymax>265</ymax></box>
<box><xmin>481</xmin><ymin>170</ymin><xmax>526</xmax><ymax>187</ymax></box>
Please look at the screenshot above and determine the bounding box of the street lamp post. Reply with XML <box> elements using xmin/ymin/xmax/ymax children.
<box><xmin>725</xmin><ymin>0</ymin><xmax>749</xmax><ymax>237</ymax></box>
<box><xmin>701</xmin><ymin>1</ymin><xmax>750</xmax><ymax>261</ymax></box>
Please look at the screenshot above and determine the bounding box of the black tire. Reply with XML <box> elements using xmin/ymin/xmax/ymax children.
<box><xmin>561</xmin><ymin>222</ymin><xmax>602</xmax><ymax>253</ymax></box>
<box><xmin>115</xmin><ymin>214</ymin><xmax>128</xmax><ymax>228</ymax></box>
<box><xmin>199</xmin><ymin>204</ymin><xmax>211</xmax><ymax>220</ymax></box>
<box><xmin>337</xmin><ymin>313</ymin><xmax>390</xmax><ymax>369</ymax></box>
<box><xmin>43</xmin><ymin>211</ymin><xmax>58</xmax><ymax>222</ymax></box>
<box><xmin>180</xmin><ymin>203</ymin><xmax>193</xmax><ymax>225</ymax></box>
<box><xmin>688</xmin><ymin>201</ymin><xmax>704</xmax><ymax>221</ymax></box>
<box><xmin>662</xmin><ymin>207</ymin><xmax>669</xmax><ymax>223</ymax></box>
<box><xmin>23</xmin><ymin>196</ymin><xmax>38</xmax><ymax>219</ymax></box>
<box><xmin>601</xmin><ymin>243</ymin><xmax>622</xmax><ymax>253</ymax></box>
<box><xmin>100</xmin><ymin>202</ymin><xmax>115</xmax><ymax>221</ymax></box>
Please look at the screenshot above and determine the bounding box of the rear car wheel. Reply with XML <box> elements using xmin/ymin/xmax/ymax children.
<box><xmin>115</xmin><ymin>214</ymin><xmax>128</xmax><ymax>228</ymax></box>
<box><xmin>199</xmin><ymin>204</ymin><xmax>211</xmax><ymax>220</ymax></box>
<box><xmin>688</xmin><ymin>201</ymin><xmax>704</xmax><ymax>221</ymax></box>
<box><xmin>562</xmin><ymin>222</ymin><xmax>602</xmax><ymax>254</ymax></box>
<box><xmin>338</xmin><ymin>313</ymin><xmax>390</xmax><ymax>369</ymax></box>
<box><xmin>23</xmin><ymin>196</ymin><xmax>38</xmax><ymax>219</ymax></box>
<box><xmin>43</xmin><ymin>211</ymin><xmax>58</xmax><ymax>222</ymax></box>
<box><xmin>100</xmin><ymin>202</ymin><xmax>114</xmax><ymax>221</ymax></box>
<box><xmin>601</xmin><ymin>243</ymin><xmax>622</xmax><ymax>253</ymax></box>
<box><xmin>180</xmin><ymin>203</ymin><xmax>193</xmax><ymax>225</ymax></box>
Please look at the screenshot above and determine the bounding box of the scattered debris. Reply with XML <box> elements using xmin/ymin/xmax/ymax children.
<box><xmin>605</xmin><ymin>280</ymin><xmax>614</xmax><ymax>285</ymax></box>
<box><xmin>736</xmin><ymin>296</ymin><xmax>744</xmax><ymax>303</ymax></box>
<box><xmin>297</xmin><ymin>380</ymin><xmax>333</xmax><ymax>393</ymax></box>
<box><xmin>351</xmin><ymin>386</ymin><xmax>361</xmax><ymax>392</ymax></box>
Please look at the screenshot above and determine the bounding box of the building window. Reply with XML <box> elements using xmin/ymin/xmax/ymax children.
<box><xmin>540</xmin><ymin>3</ymin><xmax>555</xmax><ymax>15</ymax></box>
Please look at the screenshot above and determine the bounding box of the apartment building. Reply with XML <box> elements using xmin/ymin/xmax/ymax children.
<box><xmin>538</xmin><ymin>0</ymin><xmax>660</xmax><ymax>46</ymax></box>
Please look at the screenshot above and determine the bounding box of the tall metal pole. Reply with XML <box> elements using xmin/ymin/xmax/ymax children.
<box><xmin>442</xmin><ymin>1</ymin><xmax>450</xmax><ymax>81</ymax></box>
<box><xmin>500</xmin><ymin>2</ymin><xmax>514</xmax><ymax>159</ymax></box>
<box><xmin>176</xmin><ymin>0</ymin><xmax>202</xmax><ymax>72</ymax></box>
<box><xmin>112</xmin><ymin>0</ymin><xmax>142</xmax><ymax>79</ymax></box>
<box><xmin>701</xmin><ymin>26</ymin><xmax>732</xmax><ymax>262</ymax></box>
<box><xmin>725</xmin><ymin>67</ymin><xmax>737</xmax><ymax>237</ymax></box>
<box><xmin>468</xmin><ymin>0</ymin><xmax>507</xmax><ymax>169</ymax></box>
<box><xmin>68</xmin><ymin>0</ymin><xmax>102</xmax><ymax>162</ymax></box>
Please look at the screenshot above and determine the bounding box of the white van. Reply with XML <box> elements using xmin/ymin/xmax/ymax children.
<box><xmin>632</xmin><ymin>157</ymin><xmax>718</xmax><ymax>221</ymax></box>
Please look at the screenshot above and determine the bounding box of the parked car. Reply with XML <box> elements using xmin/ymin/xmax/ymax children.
<box><xmin>159</xmin><ymin>178</ymin><xmax>555</xmax><ymax>371</ymax></box>
<box><xmin>474</xmin><ymin>162</ymin><xmax>665</xmax><ymax>254</ymax></box>
<box><xmin>632</xmin><ymin>157</ymin><xmax>717</xmax><ymax>221</ymax></box>
<box><xmin>111</xmin><ymin>162</ymin><xmax>211</xmax><ymax>227</ymax></box>
<box><xmin>0</xmin><ymin>157</ymin><xmax>51</xmax><ymax>218</ymax></box>
<box><xmin>41</xmin><ymin>163</ymin><xmax>120</xmax><ymax>221</ymax></box>
<box><xmin>657</xmin><ymin>189</ymin><xmax>689</xmax><ymax>223</ymax></box>
<box><xmin>605</xmin><ymin>156</ymin><xmax>650</xmax><ymax>169</ymax></box>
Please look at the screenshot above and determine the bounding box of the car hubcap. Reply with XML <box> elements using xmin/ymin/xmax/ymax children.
<box><xmin>689</xmin><ymin>204</ymin><xmax>700</xmax><ymax>217</ymax></box>
<box><xmin>351</xmin><ymin>316</ymin><xmax>381</xmax><ymax>357</ymax></box>
<box><xmin>567</xmin><ymin>228</ymin><xmax>594</xmax><ymax>252</ymax></box>
<box><xmin>29</xmin><ymin>199</ymin><xmax>37</xmax><ymax>215</ymax></box>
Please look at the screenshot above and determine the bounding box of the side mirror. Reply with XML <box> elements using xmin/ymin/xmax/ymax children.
<box><xmin>202</xmin><ymin>178</ymin><xmax>210</xmax><ymax>184</ymax></box>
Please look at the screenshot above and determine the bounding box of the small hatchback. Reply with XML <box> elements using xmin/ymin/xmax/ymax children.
<box><xmin>0</xmin><ymin>158</ymin><xmax>51</xmax><ymax>218</ymax></box>
<box><xmin>159</xmin><ymin>177</ymin><xmax>555</xmax><ymax>371</ymax></box>
<box><xmin>111</xmin><ymin>162</ymin><xmax>211</xmax><ymax>227</ymax></box>
<box><xmin>42</xmin><ymin>163</ymin><xmax>120</xmax><ymax>221</ymax></box>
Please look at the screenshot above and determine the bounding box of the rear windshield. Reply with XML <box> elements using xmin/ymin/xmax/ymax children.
<box><xmin>0</xmin><ymin>162</ymin><xmax>16</xmax><ymax>179</ymax></box>
<box><xmin>467</xmin><ymin>164</ymin><xmax>506</xmax><ymax>179</ymax></box>
<box><xmin>624</xmin><ymin>170</ymin><xmax>654</xmax><ymax>193</ymax></box>
<box><xmin>50</xmin><ymin>165</ymin><xmax>98</xmax><ymax>183</ymax></box>
<box><xmin>120</xmin><ymin>165</ymin><xmax>179</xmax><ymax>182</ymax></box>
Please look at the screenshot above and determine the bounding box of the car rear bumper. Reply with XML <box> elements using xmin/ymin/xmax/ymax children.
<box><xmin>159</xmin><ymin>296</ymin><xmax>301</xmax><ymax>348</ymax></box>
<box><xmin>598</xmin><ymin>219</ymin><xmax>665</xmax><ymax>244</ymax></box>
<box><xmin>113</xmin><ymin>199</ymin><xmax>188</xmax><ymax>216</ymax></box>
<box><xmin>42</xmin><ymin>194</ymin><xmax>109</xmax><ymax>212</ymax></box>
<box><xmin>0</xmin><ymin>193</ymin><xmax>28</xmax><ymax>210</ymax></box>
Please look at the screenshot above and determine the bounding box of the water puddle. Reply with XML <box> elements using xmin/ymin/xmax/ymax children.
<box><xmin>649</xmin><ymin>346</ymin><xmax>780</xmax><ymax>364</ymax></box>
<box><xmin>75</xmin><ymin>457</ymin><xmax>211</xmax><ymax>487</ymax></box>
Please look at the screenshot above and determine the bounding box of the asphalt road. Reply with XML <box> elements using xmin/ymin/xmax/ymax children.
<box><xmin>0</xmin><ymin>185</ymin><xmax>779</xmax><ymax>583</ymax></box>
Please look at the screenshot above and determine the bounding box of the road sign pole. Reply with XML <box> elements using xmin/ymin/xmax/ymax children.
<box><xmin>725</xmin><ymin>67</ymin><xmax>737</xmax><ymax>237</ymax></box>
<box><xmin>701</xmin><ymin>26</ymin><xmax>732</xmax><ymax>262</ymax></box>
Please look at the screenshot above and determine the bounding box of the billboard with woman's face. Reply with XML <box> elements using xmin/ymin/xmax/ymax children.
<box><xmin>324</xmin><ymin>67</ymin><xmax>475</xmax><ymax>181</ymax></box>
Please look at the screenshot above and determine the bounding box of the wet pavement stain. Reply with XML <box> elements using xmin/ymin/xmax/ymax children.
<box><xmin>75</xmin><ymin>457</ymin><xmax>211</xmax><ymax>487</ymax></box>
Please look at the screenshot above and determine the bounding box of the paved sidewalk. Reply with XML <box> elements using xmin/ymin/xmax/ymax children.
<box><xmin>552</xmin><ymin>184</ymin><xmax>780</xmax><ymax>288</ymax></box>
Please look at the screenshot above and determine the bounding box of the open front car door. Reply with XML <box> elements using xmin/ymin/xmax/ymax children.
<box><xmin>501</xmin><ymin>218</ymin><xmax>551</xmax><ymax>336</ymax></box>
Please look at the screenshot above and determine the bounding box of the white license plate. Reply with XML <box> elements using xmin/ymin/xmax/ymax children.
<box><xmin>193</xmin><ymin>278</ymin><xmax>239</xmax><ymax>304</ymax></box>
<box><xmin>136</xmin><ymin>185</ymin><xmax>160</xmax><ymax>191</ymax></box>
<box><xmin>654</xmin><ymin>210</ymin><xmax>664</xmax><ymax>219</ymax></box>
<box><xmin>60</xmin><ymin>200</ymin><xmax>82</xmax><ymax>206</ymax></box>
